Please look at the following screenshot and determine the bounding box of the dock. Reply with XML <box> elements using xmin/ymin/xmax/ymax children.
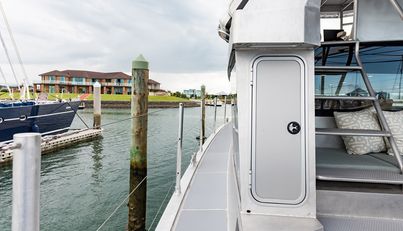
<box><xmin>0</xmin><ymin>128</ymin><xmax>102</xmax><ymax>165</ymax></box>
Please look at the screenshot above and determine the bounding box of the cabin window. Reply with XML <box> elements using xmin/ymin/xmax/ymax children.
<box><xmin>315</xmin><ymin>44</ymin><xmax>403</xmax><ymax>111</ymax></box>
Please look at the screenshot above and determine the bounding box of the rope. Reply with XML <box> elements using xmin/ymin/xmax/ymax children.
<box><xmin>96</xmin><ymin>176</ymin><xmax>147</xmax><ymax>231</ymax></box>
<box><xmin>100</xmin><ymin>109</ymin><xmax>165</xmax><ymax>128</ymax></box>
<box><xmin>147</xmin><ymin>181</ymin><xmax>175</xmax><ymax>231</ymax></box>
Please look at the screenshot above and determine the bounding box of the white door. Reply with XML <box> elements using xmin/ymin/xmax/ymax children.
<box><xmin>251</xmin><ymin>56</ymin><xmax>306</xmax><ymax>205</ymax></box>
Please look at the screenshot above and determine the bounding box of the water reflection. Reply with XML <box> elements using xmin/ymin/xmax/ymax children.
<box><xmin>91</xmin><ymin>138</ymin><xmax>104</xmax><ymax>187</ymax></box>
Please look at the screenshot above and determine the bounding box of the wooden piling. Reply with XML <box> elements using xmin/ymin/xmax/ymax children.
<box><xmin>200</xmin><ymin>85</ymin><xmax>206</xmax><ymax>145</ymax></box>
<box><xmin>128</xmin><ymin>55</ymin><xmax>149</xmax><ymax>231</ymax></box>
<box><xmin>93</xmin><ymin>81</ymin><xmax>101</xmax><ymax>128</ymax></box>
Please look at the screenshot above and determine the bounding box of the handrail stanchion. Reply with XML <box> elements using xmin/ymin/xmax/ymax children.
<box><xmin>12</xmin><ymin>133</ymin><xmax>41</xmax><ymax>231</ymax></box>
<box><xmin>175</xmin><ymin>103</ymin><xmax>184</xmax><ymax>194</ymax></box>
<box><xmin>223</xmin><ymin>96</ymin><xmax>227</xmax><ymax>124</ymax></box>
<box><xmin>196</xmin><ymin>85</ymin><xmax>206</xmax><ymax>164</ymax></box>
<box><xmin>213</xmin><ymin>97</ymin><xmax>217</xmax><ymax>133</ymax></box>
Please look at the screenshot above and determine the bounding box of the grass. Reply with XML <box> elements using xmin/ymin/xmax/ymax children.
<box><xmin>0</xmin><ymin>92</ymin><xmax>189</xmax><ymax>102</ymax></box>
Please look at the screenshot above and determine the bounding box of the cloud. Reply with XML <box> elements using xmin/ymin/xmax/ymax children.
<box><xmin>0</xmin><ymin>0</ymin><xmax>229</xmax><ymax>91</ymax></box>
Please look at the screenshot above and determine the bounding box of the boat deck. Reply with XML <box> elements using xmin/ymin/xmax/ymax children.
<box><xmin>174</xmin><ymin>124</ymin><xmax>232</xmax><ymax>231</ymax></box>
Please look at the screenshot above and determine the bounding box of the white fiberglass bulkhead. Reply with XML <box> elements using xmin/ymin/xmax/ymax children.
<box><xmin>225</xmin><ymin>0</ymin><xmax>321</xmax><ymax>223</ymax></box>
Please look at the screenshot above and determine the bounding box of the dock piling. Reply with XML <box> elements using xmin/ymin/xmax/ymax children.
<box><xmin>128</xmin><ymin>55</ymin><xmax>149</xmax><ymax>231</ymax></box>
<box><xmin>93</xmin><ymin>81</ymin><xmax>101</xmax><ymax>128</ymax></box>
<box><xmin>175</xmin><ymin>103</ymin><xmax>184</xmax><ymax>194</ymax></box>
<box><xmin>12</xmin><ymin>133</ymin><xmax>41</xmax><ymax>231</ymax></box>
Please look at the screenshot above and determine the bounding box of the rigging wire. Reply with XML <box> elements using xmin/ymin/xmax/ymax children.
<box><xmin>0</xmin><ymin>1</ymin><xmax>30</xmax><ymax>86</ymax></box>
<box><xmin>48</xmin><ymin>93</ymin><xmax>90</xmax><ymax>128</ymax></box>
<box><xmin>95</xmin><ymin>176</ymin><xmax>147</xmax><ymax>231</ymax></box>
<box><xmin>0</xmin><ymin>26</ymin><xmax>20</xmax><ymax>90</ymax></box>
<box><xmin>147</xmin><ymin>180</ymin><xmax>175</xmax><ymax>231</ymax></box>
<box><xmin>0</xmin><ymin>64</ymin><xmax>12</xmax><ymax>96</ymax></box>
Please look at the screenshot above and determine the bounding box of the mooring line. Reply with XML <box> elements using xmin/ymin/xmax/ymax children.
<box><xmin>99</xmin><ymin>108</ymin><xmax>166</xmax><ymax>128</ymax></box>
<box><xmin>95</xmin><ymin>176</ymin><xmax>147</xmax><ymax>231</ymax></box>
<box><xmin>147</xmin><ymin>180</ymin><xmax>175</xmax><ymax>231</ymax></box>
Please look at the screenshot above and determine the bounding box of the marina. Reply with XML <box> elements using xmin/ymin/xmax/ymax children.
<box><xmin>2</xmin><ymin>0</ymin><xmax>403</xmax><ymax>230</ymax></box>
<box><xmin>0</xmin><ymin>106</ymin><xmax>227</xmax><ymax>230</ymax></box>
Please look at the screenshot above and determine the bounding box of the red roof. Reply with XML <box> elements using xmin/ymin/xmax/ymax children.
<box><xmin>39</xmin><ymin>70</ymin><xmax>160</xmax><ymax>85</ymax></box>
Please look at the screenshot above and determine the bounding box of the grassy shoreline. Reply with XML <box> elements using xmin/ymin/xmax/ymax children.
<box><xmin>0</xmin><ymin>93</ymin><xmax>189</xmax><ymax>102</ymax></box>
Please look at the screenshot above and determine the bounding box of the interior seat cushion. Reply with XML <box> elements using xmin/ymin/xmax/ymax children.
<box><xmin>383</xmin><ymin>111</ymin><xmax>403</xmax><ymax>155</ymax></box>
<box><xmin>334</xmin><ymin>108</ymin><xmax>386</xmax><ymax>155</ymax></box>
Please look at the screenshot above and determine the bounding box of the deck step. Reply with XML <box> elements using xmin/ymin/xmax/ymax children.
<box><xmin>316</xmin><ymin>128</ymin><xmax>391</xmax><ymax>137</ymax></box>
<box><xmin>320</xmin><ymin>40</ymin><xmax>357</xmax><ymax>46</ymax></box>
<box><xmin>315</xmin><ymin>96</ymin><xmax>376</xmax><ymax>101</ymax></box>
<box><xmin>315</xmin><ymin>66</ymin><xmax>362</xmax><ymax>74</ymax></box>
<box><xmin>316</xmin><ymin>167</ymin><xmax>403</xmax><ymax>184</ymax></box>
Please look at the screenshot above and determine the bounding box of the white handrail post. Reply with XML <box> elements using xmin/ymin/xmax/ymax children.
<box><xmin>213</xmin><ymin>97</ymin><xmax>217</xmax><ymax>133</ymax></box>
<box><xmin>12</xmin><ymin>133</ymin><xmax>41</xmax><ymax>231</ymax></box>
<box><xmin>223</xmin><ymin>96</ymin><xmax>227</xmax><ymax>124</ymax></box>
<box><xmin>175</xmin><ymin>103</ymin><xmax>184</xmax><ymax>194</ymax></box>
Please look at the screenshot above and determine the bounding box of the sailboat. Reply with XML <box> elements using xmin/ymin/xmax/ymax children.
<box><xmin>0</xmin><ymin>2</ymin><xmax>80</xmax><ymax>143</ymax></box>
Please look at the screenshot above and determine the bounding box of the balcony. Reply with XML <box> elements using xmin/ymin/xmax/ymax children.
<box><xmin>40</xmin><ymin>80</ymin><xmax>131</xmax><ymax>87</ymax></box>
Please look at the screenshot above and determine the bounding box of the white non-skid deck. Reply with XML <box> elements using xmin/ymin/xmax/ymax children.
<box><xmin>173</xmin><ymin>124</ymin><xmax>232</xmax><ymax>231</ymax></box>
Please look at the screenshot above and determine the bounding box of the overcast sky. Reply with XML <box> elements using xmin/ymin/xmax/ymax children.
<box><xmin>0</xmin><ymin>0</ymin><xmax>230</xmax><ymax>94</ymax></box>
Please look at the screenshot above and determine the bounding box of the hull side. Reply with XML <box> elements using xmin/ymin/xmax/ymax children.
<box><xmin>0</xmin><ymin>101</ymin><xmax>81</xmax><ymax>142</ymax></box>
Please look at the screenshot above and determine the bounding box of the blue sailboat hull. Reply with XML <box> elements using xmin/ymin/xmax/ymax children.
<box><xmin>0</xmin><ymin>101</ymin><xmax>81</xmax><ymax>142</ymax></box>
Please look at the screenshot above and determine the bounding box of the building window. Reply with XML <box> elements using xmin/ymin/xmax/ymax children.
<box><xmin>49</xmin><ymin>86</ymin><xmax>55</xmax><ymax>93</ymax></box>
<box><xmin>114</xmin><ymin>87</ymin><xmax>123</xmax><ymax>94</ymax></box>
<box><xmin>72</xmin><ymin>77</ymin><xmax>84</xmax><ymax>84</ymax></box>
<box><xmin>60</xmin><ymin>76</ymin><xmax>65</xmax><ymax>83</ymax></box>
<box><xmin>115</xmin><ymin>79</ymin><xmax>123</xmax><ymax>86</ymax></box>
<box><xmin>106</xmin><ymin>79</ymin><xmax>111</xmax><ymax>83</ymax></box>
<box><xmin>48</xmin><ymin>76</ymin><xmax>56</xmax><ymax>83</ymax></box>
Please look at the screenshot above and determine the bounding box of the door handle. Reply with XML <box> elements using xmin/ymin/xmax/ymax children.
<box><xmin>287</xmin><ymin>121</ymin><xmax>301</xmax><ymax>135</ymax></box>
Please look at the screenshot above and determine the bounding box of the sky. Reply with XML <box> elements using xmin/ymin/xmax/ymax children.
<box><xmin>0</xmin><ymin>0</ymin><xmax>230</xmax><ymax>94</ymax></box>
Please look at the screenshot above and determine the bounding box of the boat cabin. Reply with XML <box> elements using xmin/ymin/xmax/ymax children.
<box><xmin>157</xmin><ymin>0</ymin><xmax>403</xmax><ymax>230</ymax></box>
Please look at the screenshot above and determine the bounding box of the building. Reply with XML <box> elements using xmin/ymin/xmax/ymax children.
<box><xmin>34</xmin><ymin>70</ymin><xmax>161</xmax><ymax>95</ymax></box>
<box><xmin>183</xmin><ymin>89</ymin><xmax>201</xmax><ymax>98</ymax></box>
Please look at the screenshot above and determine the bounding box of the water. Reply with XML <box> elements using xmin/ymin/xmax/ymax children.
<box><xmin>0</xmin><ymin>106</ymin><xmax>229</xmax><ymax>230</ymax></box>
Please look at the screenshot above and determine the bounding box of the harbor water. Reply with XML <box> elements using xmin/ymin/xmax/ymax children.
<box><xmin>0</xmin><ymin>106</ymin><xmax>228</xmax><ymax>230</ymax></box>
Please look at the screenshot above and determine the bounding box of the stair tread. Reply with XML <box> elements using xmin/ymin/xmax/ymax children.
<box><xmin>317</xmin><ymin>167</ymin><xmax>403</xmax><ymax>184</ymax></box>
<box><xmin>316</xmin><ymin>128</ymin><xmax>391</xmax><ymax>137</ymax></box>
<box><xmin>315</xmin><ymin>96</ymin><xmax>376</xmax><ymax>100</ymax></box>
